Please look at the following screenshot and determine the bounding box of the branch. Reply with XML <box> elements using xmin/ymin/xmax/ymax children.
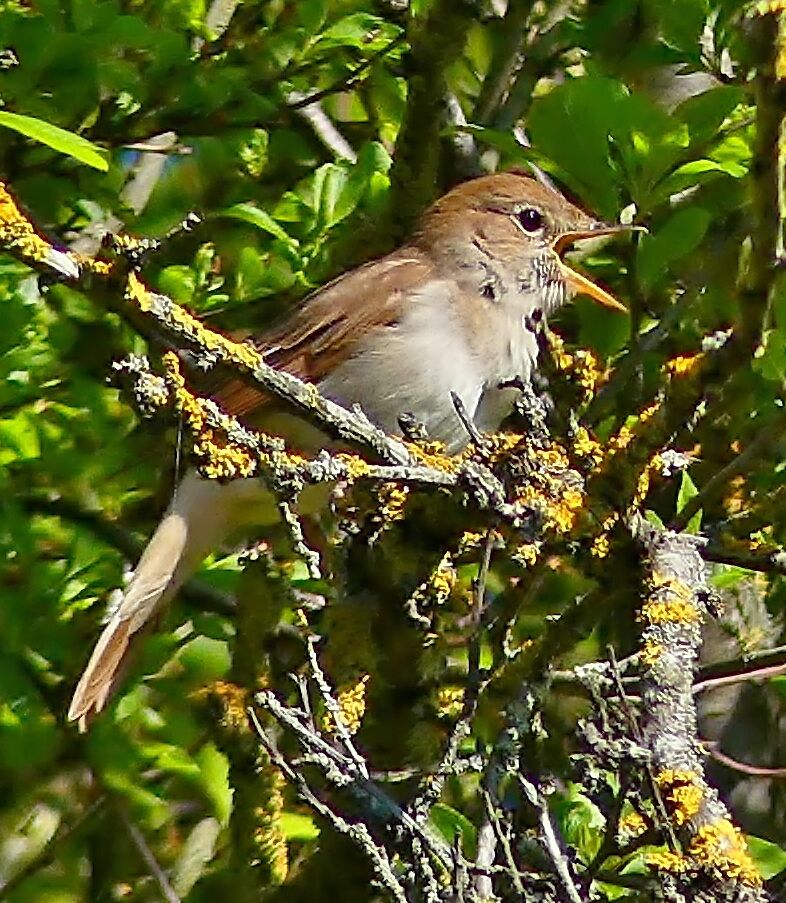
<box><xmin>119</xmin><ymin>804</ymin><xmax>182</xmax><ymax>903</ymax></box>
<box><xmin>702</xmin><ymin>542</ymin><xmax>786</xmax><ymax>576</ymax></box>
<box><xmin>738</xmin><ymin>9</ymin><xmax>784</xmax><ymax>354</ymax></box>
<box><xmin>633</xmin><ymin>517</ymin><xmax>766</xmax><ymax>898</ymax></box>
<box><xmin>288</xmin><ymin>92</ymin><xmax>357</xmax><ymax>162</ymax></box>
<box><xmin>389</xmin><ymin>0</ymin><xmax>475</xmax><ymax>234</ymax></box>
<box><xmin>472</xmin><ymin>0</ymin><xmax>536</xmax><ymax>125</ymax></box>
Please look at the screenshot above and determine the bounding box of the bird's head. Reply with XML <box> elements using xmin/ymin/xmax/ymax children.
<box><xmin>417</xmin><ymin>171</ymin><xmax>627</xmax><ymax>315</ymax></box>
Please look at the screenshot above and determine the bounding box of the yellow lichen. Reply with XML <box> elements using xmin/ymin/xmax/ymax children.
<box><xmin>407</xmin><ymin>439</ymin><xmax>458</xmax><ymax>473</ymax></box>
<box><xmin>640</xmin><ymin>638</ymin><xmax>663</xmax><ymax>665</ymax></box>
<box><xmin>160</xmin><ymin>351</ymin><xmax>258</xmax><ymax>479</ymax></box>
<box><xmin>198</xmin><ymin>680</ymin><xmax>249</xmax><ymax>733</ymax></box>
<box><xmin>0</xmin><ymin>182</ymin><xmax>79</xmax><ymax>274</ymax></box>
<box><xmin>551</xmin><ymin>488</ymin><xmax>585</xmax><ymax>533</ymax></box>
<box><xmin>655</xmin><ymin>770</ymin><xmax>704</xmax><ymax>826</ymax></box>
<box><xmin>670</xmin><ymin>784</ymin><xmax>704</xmax><ymax>826</ymax></box>
<box><xmin>572</xmin><ymin>425</ymin><xmax>604</xmax><ymax>467</ymax></box>
<box><xmin>632</xmin><ymin>452</ymin><xmax>663</xmax><ymax>508</ymax></box>
<box><xmin>336</xmin><ymin>453</ymin><xmax>372</xmax><ymax>479</ymax></box>
<box><xmin>640</xmin><ymin>597</ymin><xmax>700</xmax><ymax>624</ymax></box>
<box><xmin>457</xmin><ymin>531</ymin><xmax>485</xmax><ymax>554</ymax></box>
<box><xmin>572</xmin><ymin>347</ymin><xmax>607</xmax><ymax>394</ymax></box>
<box><xmin>647</xmin><ymin>850</ymin><xmax>690</xmax><ymax>874</ymax></box>
<box><xmin>724</xmin><ymin>475</ymin><xmax>746</xmax><ymax>516</ymax></box>
<box><xmin>253</xmin><ymin>764</ymin><xmax>288</xmax><ymax>884</ymax></box>
<box><xmin>544</xmin><ymin>329</ymin><xmax>607</xmax><ymax>397</ymax></box>
<box><xmin>618</xmin><ymin>811</ymin><xmax>648</xmax><ymax>839</ymax></box>
<box><xmin>754</xmin><ymin>0</ymin><xmax>786</xmax><ymax>13</ymax></box>
<box><xmin>377</xmin><ymin>482</ymin><xmax>410</xmax><ymax>522</ymax></box>
<box><xmin>688</xmin><ymin>820</ymin><xmax>761</xmax><ymax>886</ymax></box>
<box><xmin>513</xmin><ymin>542</ymin><xmax>542</xmax><ymax>567</ymax></box>
<box><xmin>436</xmin><ymin>685</ymin><xmax>465</xmax><ymax>719</ymax></box>
<box><xmin>126</xmin><ymin>272</ymin><xmax>264</xmax><ymax>373</ymax></box>
<box><xmin>322</xmin><ymin>673</ymin><xmax>370</xmax><ymax>735</ymax></box>
<box><xmin>429</xmin><ymin>553</ymin><xmax>457</xmax><ymax>602</ymax></box>
<box><xmin>591</xmin><ymin>533</ymin><xmax>610</xmax><ymax>558</ymax></box>
<box><xmin>665</xmin><ymin>353</ymin><xmax>704</xmax><ymax>377</ymax></box>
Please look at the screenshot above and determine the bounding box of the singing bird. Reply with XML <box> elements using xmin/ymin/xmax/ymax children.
<box><xmin>68</xmin><ymin>171</ymin><xmax>626</xmax><ymax>729</ymax></box>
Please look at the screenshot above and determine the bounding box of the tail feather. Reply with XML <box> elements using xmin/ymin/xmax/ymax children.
<box><xmin>68</xmin><ymin>471</ymin><xmax>270</xmax><ymax>730</ymax></box>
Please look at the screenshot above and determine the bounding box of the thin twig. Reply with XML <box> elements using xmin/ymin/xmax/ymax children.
<box><xmin>119</xmin><ymin>804</ymin><xmax>182</xmax><ymax>903</ymax></box>
<box><xmin>532</xmin><ymin>783</ymin><xmax>583</xmax><ymax>903</ymax></box>
<box><xmin>703</xmin><ymin>740</ymin><xmax>786</xmax><ymax>778</ymax></box>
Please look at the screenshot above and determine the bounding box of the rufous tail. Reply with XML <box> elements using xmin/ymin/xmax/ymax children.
<box><xmin>68</xmin><ymin>471</ymin><xmax>269</xmax><ymax>731</ymax></box>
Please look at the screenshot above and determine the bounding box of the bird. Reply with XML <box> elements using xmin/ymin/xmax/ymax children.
<box><xmin>68</xmin><ymin>171</ymin><xmax>627</xmax><ymax>730</ymax></box>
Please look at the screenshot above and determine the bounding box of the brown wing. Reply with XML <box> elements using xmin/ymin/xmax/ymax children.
<box><xmin>214</xmin><ymin>248</ymin><xmax>435</xmax><ymax>419</ymax></box>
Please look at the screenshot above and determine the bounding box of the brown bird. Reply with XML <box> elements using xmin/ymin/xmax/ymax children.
<box><xmin>68</xmin><ymin>171</ymin><xmax>626</xmax><ymax>730</ymax></box>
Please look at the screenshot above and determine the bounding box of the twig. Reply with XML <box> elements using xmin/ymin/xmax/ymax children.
<box><xmin>286</xmin><ymin>36</ymin><xmax>405</xmax><ymax>111</ymax></box>
<box><xmin>703</xmin><ymin>740</ymin><xmax>786</xmax><ymax>779</ymax></box>
<box><xmin>693</xmin><ymin>659</ymin><xmax>786</xmax><ymax>694</ymax></box>
<box><xmin>738</xmin><ymin>10</ymin><xmax>782</xmax><ymax>355</ymax></box>
<box><xmin>694</xmin><ymin>643</ymin><xmax>786</xmax><ymax>687</ymax></box>
<box><xmin>633</xmin><ymin>515</ymin><xmax>766</xmax><ymax>895</ymax></box>
<box><xmin>606</xmin><ymin>646</ymin><xmax>677</xmax><ymax>851</ymax></box>
<box><xmin>247</xmin><ymin>707</ymin><xmax>410</xmax><ymax>903</ymax></box>
<box><xmin>288</xmin><ymin>93</ymin><xmax>357</xmax><ymax>162</ymax></box>
<box><xmin>304</xmin><ymin>634</ymin><xmax>368</xmax><ymax>777</ymax></box>
<box><xmin>478</xmin><ymin>787</ymin><xmax>525</xmax><ymax>897</ymax></box>
<box><xmin>702</xmin><ymin>542</ymin><xmax>786</xmax><ymax>576</ymax></box>
<box><xmin>473</xmin><ymin>0</ymin><xmax>536</xmax><ymax>125</ymax></box>
<box><xmin>119</xmin><ymin>804</ymin><xmax>182</xmax><ymax>903</ymax></box>
<box><xmin>529</xmin><ymin>781</ymin><xmax>583</xmax><ymax>903</ymax></box>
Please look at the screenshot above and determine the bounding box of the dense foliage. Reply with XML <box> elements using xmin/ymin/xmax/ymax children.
<box><xmin>1</xmin><ymin>1</ymin><xmax>786</xmax><ymax>901</ymax></box>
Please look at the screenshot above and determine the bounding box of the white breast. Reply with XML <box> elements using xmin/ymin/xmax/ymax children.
<box><xmin>319</xmin><ymin>279</ymin><xmax>542</xmax><ymax>450</ymax></box>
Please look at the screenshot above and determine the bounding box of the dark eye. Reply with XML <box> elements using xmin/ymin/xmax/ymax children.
<box><xmin>516</xmin><ymin>207</ymin><xmax>544</xmax><ymax>232</ymax></box>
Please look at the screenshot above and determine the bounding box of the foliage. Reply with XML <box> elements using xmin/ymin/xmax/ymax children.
<box><xmin>1</xmin><ymin>1</ymin><xmax>786</xmax><ymax>901</ymax></box>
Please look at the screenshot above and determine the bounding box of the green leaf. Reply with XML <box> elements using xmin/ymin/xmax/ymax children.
<box><xmin>636</xmin><ymin>207</ymin><xmax>710</xmax><ymax>290</ymax></box>
<box><xmin>528</xmin><ymin>76</ymin><xmax>628</xmax><ymax>216</ymax></box>
<box><xmin>171</xmin><ymin>818</ymin><xmax>221</xmax><ymax>896</ymax></box>
<box><xmin>653</xmin><ymin>159</ymin><xmax>738</xmax><ymax>205</ymax></box>
<box><xmin>311</xmin><ymin>162</ymin><xmax>350</xmax><ymax>229</ymax></box>
<box><xmin>315</xmin><ymin>13</ymin><xmax>394</xmax><ymax>50</ymax></box>
<box><xmin>177</xmin><ymin>635</ymin><xmax>231</xmax><ymax>681</ymax></box>
<box><xmin>281</xmin><ymin>811</ymin><xmax>320</xmax><ymax>841</ymax></box>
<box><xmin>158</xmin><ymin>265</ymin><xmax>196</xmax><ymax>303</ymax></box>
<box><xmin>674</xmin><ymin>86</ymin><xmax>745</xmax><ymax>148</ymax></box>
<box><xmin>747</xmin><ymin>834</ymin><xmax>786</xmax><ymax>880</ymax></box>
<box><xmin>197</xmin><ymin>743</ymin><xmax>231</xmax><ymax>826</ymax></box>
<box><xmin>0</xmin><ymin>411</ymin><xmax>41</xmax><ymax>465</ymax></box>
<box><xmin>0</xmin><ymin>112</ymin><xmax>109</xmax><ymax>171</ymax></box>
<box><xmin>676</xmin><ymin>470</ymin><xmax>702</xmax><ymax>533</ymax></box>
<box><xmin>149</xmin><ymin>742</ymin><xmax>201</xmax><ymax>779</ymax></box>
<box><xmin>552</xmin><ymin>786</ymin><xmax>605</xmax><ymax>863</ymax></box>
<box><xmin>429</xmin><ymin>803</ymin><xmax>477</xmax><ymax>857</ymax></box>
<box><xmin>220</xmin><ymin>203</ymin><xmax>299</xmax><ymax>250</ymax></box>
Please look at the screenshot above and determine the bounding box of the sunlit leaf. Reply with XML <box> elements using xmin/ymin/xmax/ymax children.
<box><xmin>0</xmin><ymin>111</ymin><xmax>109</xmax><ymax>170</ymax></box>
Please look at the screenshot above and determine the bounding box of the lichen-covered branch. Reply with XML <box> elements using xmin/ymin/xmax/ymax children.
<box><xmin>633</xmin><ymin>517</ymin><xmax>766</xmax><ymax>900</ymax></box>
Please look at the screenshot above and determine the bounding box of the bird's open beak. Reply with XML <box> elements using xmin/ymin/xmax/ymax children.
<box><xmin>551</xmin><ymin>225</ymin><xmax>631</xmax><ymax>313</ymax></box>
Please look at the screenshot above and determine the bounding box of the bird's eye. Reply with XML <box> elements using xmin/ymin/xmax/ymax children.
<box><xmin>516</xmin><ymin>207</ymin><xmax>544</xmax><ymax>232</ymax></box>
